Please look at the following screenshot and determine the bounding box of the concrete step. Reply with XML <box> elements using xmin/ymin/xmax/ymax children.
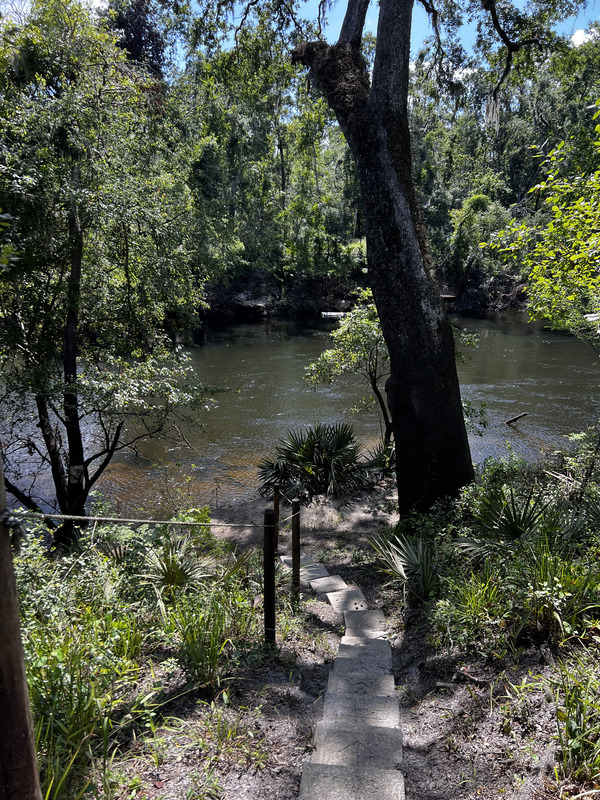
<box><xmin>327</xmin><ymin>670</ymin><xmax>396</xmax><ymax>697</ymax></box>
<box><xmin>322</xmin><ymin>691</ymin><xmax>401</xmax><ymax>728</ymax></box>
<box><xmin>295</xmin><ymin>552</ymin><xmax>404</xmax><ymax>800</ymax></box>
<box><xmin>310</xmin><ymin>574</ymin><xmax>348</xmax><ymax>593</ymax></box>
<box><xmin>312</xmin><ymin>720</ymin><xmax>403</xmax><ymax>769</ymax></box>
<box><xmin>279</xmin><ymin>554</ymin><xmax>329</xmax><ymax>582</ymax></box>
<box><xmin>343</xmin><ymin>609</ymin><xmax>387</xmax><ymax>631</ymax></box>
<box><xmin>332</xmin><ymin>641</ymin><xmax>392</xmax><ymax>677</ymax></box>
<box><xmin>299</xmin><ymin>763</ymin><xmax>405</xmax><ymax>800</ymax></box>
<box><xmin>341</xmin><ymin>631</ymin><xmax>387</xmax><ymax>645</ymax></box>
<box><xmin>327</xmin><ymin>587</ymin><xmax>368</xmax><ymax>612</ymax></box>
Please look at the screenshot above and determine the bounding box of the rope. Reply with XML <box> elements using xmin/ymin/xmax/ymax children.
<box><xmin>12</xmin><ymin>509</ymin><xmax>298</xmax><ymax>528</ymax></box>
<box><xmin>1</xmin><ymin>509</ymin><xmax>27</xmax><ymax>551</ymax></box>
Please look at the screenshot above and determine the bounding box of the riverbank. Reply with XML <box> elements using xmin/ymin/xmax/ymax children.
<box><xmin>200</xmin><ymin>268</ymin><xmax>527</xmax><ymax>328</ymax></box>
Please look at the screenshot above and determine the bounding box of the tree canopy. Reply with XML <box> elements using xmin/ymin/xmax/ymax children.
<box><xmin>490</xmin><ymin>108</ymin><xmax>600</xmax><ymax>350</ymax></box>
<box><xmin>1</xmin><ymin>0</ymin><xmax>598</xmax><ymax>527</ymax></box>
<box><xmin>0</xmin><ymin>0</ymin><xmax>207</xmax><ymax>544</ymax></box>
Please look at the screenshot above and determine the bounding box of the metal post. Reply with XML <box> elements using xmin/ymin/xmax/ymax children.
<box><xmin>263</xmin><ymin>508</ymin><xmax>276</xmax><ymax>646</ymax></box>
<box><xmin>291</xmin><ymin>498</ymin><xmax>301</xmax><ymax>607</ymax></box>
<box><xmin>273</xmin><ymin>484</ymin><xmax>280</xmax><ymax>553</ymax></box>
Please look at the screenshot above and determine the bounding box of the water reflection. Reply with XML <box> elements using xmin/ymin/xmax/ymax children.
<box><xmin>455</xmin><ymin>313</ymin><xmax>599</xmax><ymax>463</ymax></box>
<box><xmin>99</xmin><ymin>313</ymin><xmax>600</xmax><ymax>513</ymax></box>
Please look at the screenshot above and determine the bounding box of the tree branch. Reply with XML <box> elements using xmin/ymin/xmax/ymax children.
<box><xmin>482</xmin><ymin>0</ymin><xmax>540</xmax><ymax>122</ymax></box>
<box><xmin>484</xmin><ymin>0</ymin><xmax>539</xmax><ymax>53</ymax></box>
<box><xmin>85</xmin><ymin>422</ymin><xmax>123</xmax><ymax>494</ymax></box>
<box><xmin>417</xmin><ymin>0</ymin><xmax>446</xmax><ymax>67</ymax></box>
<box><xmin>3</xmin><ymin>476</ymin><xmax>57</xmax><ymax>529</ymax></box>
<box><xmin>338</xmin><ymin>0</ymin><xmax>370</xmax><ymax>47</ymax></box>
<box><xmin>35</xmin><ymin>395</ymin><xmax>68</xmax><ymax>511</ymax></box>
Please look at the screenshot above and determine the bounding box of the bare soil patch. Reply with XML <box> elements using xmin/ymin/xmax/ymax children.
<box><xmin>115</xmin><ymin>485</ymin><xmax>566</xmax><ymax>800</ymax></box>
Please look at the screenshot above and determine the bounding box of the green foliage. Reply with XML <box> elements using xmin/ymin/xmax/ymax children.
<box><xmin>457</xmin><ymin>482</ymin><xmax>590</xmax><ymax>562</ymax></box>
<box><xmin>0</xmin><ymin>0</ymin><xmax>211</xmax><ymax>522</ymax></box>
<box><xmin>306</xmin><ymin>292</ymin><xmax>483</xmax><ymax>442</ymax></box>
<box><xmin>172</xmin><ymin>581</ymin><xmax>258</xmax><ymax>688</ymax></box>
<box><xmin>553</xmin><ymin>649</ymin><xmax>600</xmax><ymax>783</ymax></box>
<box><xmin>305</xmin><ymin>289</ymin><xmax>392</xmax><ymax>444</ymax></box>
<box><xmin>370</xmin><ymin>530</ymin><xmax>438</xmax><ymax>602</ymax></box>
<box><xmin>257</xmin><ymin>422</ymin><xmax>379</xmax><ymax>502</ymax></box>
<box><xmin>139</xmin><ymin>534</ymin><xmax>213</xmax><ymax>614</ymax></box>
<box><xmin>12</xmin><ymin>503</ymin><xmax>267</xmax><ymax>798</ymax></box>
<box><xmin>489</xmin><ymin>111</ymin><xmax>600</xmax><ymax>347</ymax></box>
<box><xmin>431</xmin><ymin>457</ymin><xmax>600</xmax><ymax>655</ymax></box>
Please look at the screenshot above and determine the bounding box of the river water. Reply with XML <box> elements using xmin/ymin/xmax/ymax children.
<box><xmin>101</xmin><ymin>313</ymin><xmax>600</xmax><ymax>513</ymax></box>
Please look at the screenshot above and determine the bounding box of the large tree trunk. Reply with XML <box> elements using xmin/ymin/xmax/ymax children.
<box><xmin>0</xmin><ymin>460</ymin><xmax>43</xmax><ymax>800</ymax></box>
<box><xmin>294</xmin><ymin>0</ymin><xmax>473</xmax><ymax>511</ymax></box>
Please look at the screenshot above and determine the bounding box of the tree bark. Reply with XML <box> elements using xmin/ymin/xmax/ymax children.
<box><xmin>0</xmin><ymin>460</ymin><xmax>43</xmax><ymax>800</ymax></box>
<box><xmin>293</xmin><ymin>0</ymin><xmax>473</xmax><ymax>511</ymax></box>
<box><xmin>57</xmin><ymin>183</ymin><xmax>88</xmax><ymax>547</ymax></box>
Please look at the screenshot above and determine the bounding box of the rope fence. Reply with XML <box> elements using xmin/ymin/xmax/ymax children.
<box><xmin>10</xmin><ymin>509</ymin><xmax>297</xmax><ymax>528</ymax></box>
<box><xmin>6</xmin><ymin>486</ymin><xmax>302</xmax><ymax>647</ymax></box>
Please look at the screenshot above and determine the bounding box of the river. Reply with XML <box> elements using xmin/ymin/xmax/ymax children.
<box><xmin>98</xmin><ymin>312</ymin><xmax>600</xmax><ymax>515</ymax></box>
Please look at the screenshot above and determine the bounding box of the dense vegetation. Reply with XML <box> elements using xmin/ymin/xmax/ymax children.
<box><xmin>9</xmin><ymin>437</ymin><xmax>600</xmax><ymax>798</ymax></box>
<box><xmin>3</xmin><ymin>0</ymin><xmax>600</xmax><ymax>796</ymax></box>
<box><xmin>1</xmin><ymin>0</ymin><xmax>600</xmax><ymax>520</ymax></box>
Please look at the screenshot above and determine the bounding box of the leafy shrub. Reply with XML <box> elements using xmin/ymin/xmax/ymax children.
<box><xmin>139</xmin><ymin>534</ymin><xmax>213</xmax><ymax>614</ymax></box>
<box><xmin>371</xmin><ymin>530</ymin><xmax>438</xmax><ymax>602</ymax></box>
<box><xmin>172</xmin><ymin>582</ymin><xmax>260</xmax><ymax>689</ymax></box>
<box><xmin>553</xmin><ymin>649</ymin><xmax>600</xmax><ymax>783</ymax></box>
<box><xmin>457</xmin><ymin>484</ymin><xmax>590</xmax><ymax>560</ymax></box>
<box><xmin>13</xmin><ymin>506</ymin><xmax>263</xmax><ymax>798</ymax></box>
<box><xmin>257</xmin><ymin>422</ymin><xmax>378</xmax><ymax>501</ymax></box>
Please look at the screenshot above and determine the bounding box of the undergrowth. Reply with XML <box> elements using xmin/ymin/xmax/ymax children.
<box><xmin>370</xmin><ymin>435</ymin><xmax>600</xmax><ymax>794</ymax></box>
<box><xmin>14</xmin><ymin>508</ymin><xmax>307</xmax><ymax>799</ymax></box>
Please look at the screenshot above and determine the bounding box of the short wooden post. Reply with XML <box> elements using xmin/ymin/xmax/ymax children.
<box><xmin>0</xmin><ymin>460</ymin><xmax>42</xmax><ymax>800</ymax></box>
<box><xmin>273</xmin><ymin>484</ymin><xmax>280</xmax><ymax>553</ymax></box>
<box><xmin>263</xmin><ymin>508</ymin><xmax>276</xmax><ymax>646</ymax></box>
<box><xmin>291</xmin><ymin>498</ymin><xmax>301</xmax><ymax>607</ymax></box>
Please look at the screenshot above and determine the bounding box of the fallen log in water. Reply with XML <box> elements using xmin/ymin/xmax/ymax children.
<box><xmin>505</xmin><ymin>412</ymin><xmax>529</xmax><ymax>425</ymax></box>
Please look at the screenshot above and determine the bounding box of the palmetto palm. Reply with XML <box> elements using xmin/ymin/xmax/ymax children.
<box><xmin>140</xmin><ymin>535</ymin><xmax>212</xmax><ymax>614</ymax></box>
<box><xmin>258</xmin><ymin>423</ymin><xmax>374</xmax><ymax>501</ymax></box>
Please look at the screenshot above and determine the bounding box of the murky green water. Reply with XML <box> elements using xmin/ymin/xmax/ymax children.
<box><xmin>101</xmin><ymin>313</ymin><xmax>600</xmax><ymax>513</ymax></box>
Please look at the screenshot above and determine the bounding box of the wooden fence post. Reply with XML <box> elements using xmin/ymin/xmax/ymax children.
<box><xmin>273</xmin><ymin>484</ymin><xmax>280</xmax><ymax>553</ymax></box>
<box><xmin>0</xmin><ymin>460</ymin><xmax>42</xmax><ymax>800</ymax></box>
<box><xmin>291</xmin><ymin>498</ymin><xmax>301</xmax><ymax>607</ymax></box>
<box><xmin>263</xmin><ymin>508</ymin><xmax>276</xmax><ymax>646</ymax></box>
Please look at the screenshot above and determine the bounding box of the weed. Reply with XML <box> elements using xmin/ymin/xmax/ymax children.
<box><xmin>552</xmin><ymin>650</ymin><xmax>600</xmax><ymax>783</ymax></box>
<box><xmin>371</xmin><ymin>529</ymin><xmax>438</xmax><ymax>602</ymax></box>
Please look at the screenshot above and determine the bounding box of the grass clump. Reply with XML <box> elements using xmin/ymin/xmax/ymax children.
<box><xmin>13</xmin><ymin>507</ymin><xmax>289</xmax><ymax>799</ymax></box>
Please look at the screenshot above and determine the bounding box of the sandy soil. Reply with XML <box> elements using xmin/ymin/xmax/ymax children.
<box><xmin>115</xmin><ymin>484</ymin><xmax>564</xmax><ymax>800</ymax></box>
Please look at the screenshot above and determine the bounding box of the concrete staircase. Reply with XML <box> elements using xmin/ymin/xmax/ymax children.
<box><xmin>280</xmin><ymin>554</ymin><xmax>405</xmax><ymax>800</ymax></box>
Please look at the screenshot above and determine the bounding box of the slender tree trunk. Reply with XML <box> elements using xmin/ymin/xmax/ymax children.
<box><xmin>293</xmin><ymin>0</ymin><xmax>473</xmax><ymax>511</ymax></box>
<box><xmin>0</xmin><ymin>460</ymin><xmax>43</xmax><ymax>800</ymax></box>
<box><xmin>57</xmin><ymin>184</ymin><xmax>88</xmax><ymax>547</ymax></box>
<box><xmin>370</xmin><ymin>377</ymin><xmax>393</xmax><ymax>447</ymax></box>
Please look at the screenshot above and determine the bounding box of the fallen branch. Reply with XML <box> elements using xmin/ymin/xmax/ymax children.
<box><xmin>505</xmin><ymin>412</ymin><xmax>528</xmax><ymax>425</ymax></box>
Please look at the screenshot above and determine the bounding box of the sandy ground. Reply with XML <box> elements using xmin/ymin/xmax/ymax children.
<box><xmin>208</xmin><ymin>480</ymin><xmax>400</xmax><ymax>555</ymax></box>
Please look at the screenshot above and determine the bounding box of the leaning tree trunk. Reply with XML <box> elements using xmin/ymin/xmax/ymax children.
<box><xmin>0</xmin><ymin>459</ymin><xmax>43</xmax><ymax>800</ymax></box>
<box><xmin>294</xmin><ymin>0</ymin><xmax>473</xmax><ymax>511</ymax></box>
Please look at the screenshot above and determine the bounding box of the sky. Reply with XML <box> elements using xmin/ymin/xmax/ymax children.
<box><xmin>304</xmin><ymin>0</ymin><xmax>599</xmax><ymax>54</ymax></box>
<box><xmin>2</xmin><ymin>0</ymin><xmax>598</xmax><ymax>53</ymax></box>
